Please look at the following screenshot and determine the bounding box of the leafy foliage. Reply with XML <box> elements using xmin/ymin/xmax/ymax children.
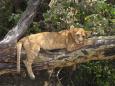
<box><xmin>72</xmin><ymin>61</ymin><xmax>115</xmax><ymax>86</ymax></box>
<box><xmin>44</xmin><ymin>0</ymin><xmax>115</xmax><ymax>35</ymax></box>
<box><xmin>0</xmin><ymin>0</ymin><xmax>12</xmax><ymax>39</ymax></box>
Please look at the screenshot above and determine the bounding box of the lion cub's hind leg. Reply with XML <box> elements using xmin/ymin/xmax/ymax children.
<box><xmin>23</xmin><ymin>44</ymin><xmax>40</xmax><ymax>79</ymax></box>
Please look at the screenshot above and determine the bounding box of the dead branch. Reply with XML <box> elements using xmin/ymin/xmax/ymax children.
<box><xmin>0</xmin><ymin>0</ymin><xmax>44</xmax><ymax>44</ymax></box>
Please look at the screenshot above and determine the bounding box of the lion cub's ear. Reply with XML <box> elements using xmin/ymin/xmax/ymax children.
<box><xmin>69</xmin><ymin>25</ymin><xmax>78</xmax><ymax>32</ymax></box>
<box><xmin>85</xmin><ymin>31</ymin><xmax>93</xmax><ymax>38</ymax></box>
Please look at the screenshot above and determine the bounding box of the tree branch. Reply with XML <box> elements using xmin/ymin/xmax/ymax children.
<box><xmin>0</xmin><ymin>0</ymin><xmax>43</xmax><ymax>44</ymax></box>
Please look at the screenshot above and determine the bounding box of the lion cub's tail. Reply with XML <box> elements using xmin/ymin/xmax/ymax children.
<box><xmin>16</xmin><ymin>42</ymin><xmax>22</xmax><ymax>73</ymax></box>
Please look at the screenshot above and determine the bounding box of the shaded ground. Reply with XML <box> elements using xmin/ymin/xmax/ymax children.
<box><xmin>0</xmin><ymin>65</ymin><xmax>115</xmax><ymax>86</ymax></box>
<box><xmin>0</xmin><ymin>70</ymin><xmax>49</xmax><ymax>86</ymax></box>
<box><xmin>0</xmin><ymin>68</ymin><xmax>96</xmax><ymax>86</ymax></box>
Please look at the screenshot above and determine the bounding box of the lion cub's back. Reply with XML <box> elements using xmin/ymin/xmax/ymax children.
<box><xmin>37</xmin><ymin>32</ymin><xmax>66</xmax><ymax>49</ymax></box>
<box><xmin>20</xmin><ymin>32</ymin><xmax>66</xmax><ymax>50</ymax></box>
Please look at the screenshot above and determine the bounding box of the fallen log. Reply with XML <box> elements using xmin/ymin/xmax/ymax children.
<box><xmin>0</xmin><ymin>36</ymin><xmax>115</xmax><ymax>75</ymax></box>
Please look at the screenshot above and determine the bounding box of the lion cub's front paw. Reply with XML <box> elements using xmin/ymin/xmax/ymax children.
<box><xmin>29</xmin><ymin>73</ymin><xmax>35</xmax><ymax>80</ymax></box>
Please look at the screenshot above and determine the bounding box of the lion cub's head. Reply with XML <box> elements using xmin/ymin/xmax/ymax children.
<box><xmin>70</xmin><ymin>28</ymin><xmax>88</xmax><ymax>44</ymax></box>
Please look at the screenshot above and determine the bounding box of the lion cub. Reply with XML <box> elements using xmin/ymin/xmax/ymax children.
<box><xmin>17</xmin><ymin>28</ymin><xmax>87</xmax><ymax>79</ymax></box>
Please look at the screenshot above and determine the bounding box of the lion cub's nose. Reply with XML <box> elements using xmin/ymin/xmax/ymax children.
<box><xmin>79</xmin><ymin>36</ymin><xmax>84</xmax><ymax>42</ymax></box>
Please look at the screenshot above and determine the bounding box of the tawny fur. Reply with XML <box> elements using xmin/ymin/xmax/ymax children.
<box><xmin>17</xmin><ymin>28</ymin><xmax>87</xmax><ymax>79</ymax></box>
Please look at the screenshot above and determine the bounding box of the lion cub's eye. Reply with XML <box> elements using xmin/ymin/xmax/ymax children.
<box><xmin>82</xmin><ymin>36</ymin><xmax>85</xmax><ymax>38</ymax></box>
<box><xmin>76</xmin><ymin>34</ymin><xmax>80</xmax><ymax>37</ymax></box>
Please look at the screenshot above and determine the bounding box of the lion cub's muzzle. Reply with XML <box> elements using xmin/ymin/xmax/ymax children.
<box><xmin>75</xmin><ymin>35</ymin><xmax>85</xmax><ymax>44</ymax></box>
